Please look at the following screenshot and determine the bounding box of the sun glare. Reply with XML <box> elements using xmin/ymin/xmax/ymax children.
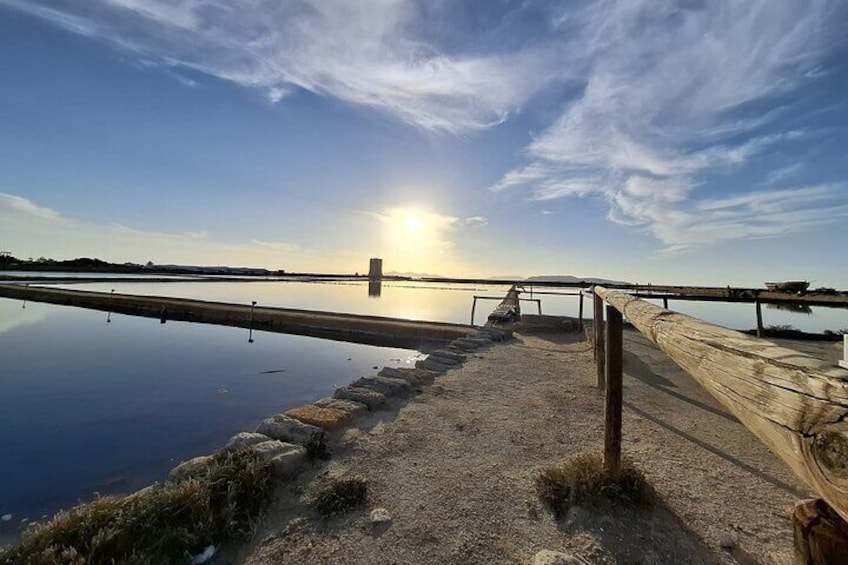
<box><xmin>405</xmin><ymin>215</ymin><xmax>423</xmax><ymax>233</ymax></box>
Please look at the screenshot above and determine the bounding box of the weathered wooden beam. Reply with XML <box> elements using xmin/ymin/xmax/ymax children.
<box><xmin>604</xmin><ymin>304</ymin><xmax>623</xmax><ymax>474</ymax></box>
<box><xmin>756</xmin><ymin>300</ymin><xmax>764</xmax><ymax>338</ymax></box>
<box><xmin>593</xmin><ymin>291</ymin><xmax>605</xmax><ymax>389</ymax></box>
<box><xmin>595</xmin><ymin>286</ymin><xmax>848</xmax><ymax>522</ymax></box>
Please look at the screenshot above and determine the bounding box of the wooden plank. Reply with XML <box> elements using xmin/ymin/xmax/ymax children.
<box><xmin>604</xmin><ymin>305</ymin><xmax>623</xmax><ymax>474</ymax></box>
<box><xmin>595</xmin><ymin>286</ymin><xmax>848</xmax><ymax>522</ymax></box>
<box><xmin>593</xmin><ymin>291</ymin><xmax>605</xmax><ymax>389</ymax></box>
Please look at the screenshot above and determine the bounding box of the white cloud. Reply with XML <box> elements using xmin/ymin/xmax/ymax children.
<box><xmin>4</xmin><ymin>0</ymin><xmax>555</xmax><ymax>133</ymax></box>
<box><xmin>492</xmin><ymin>0</ymin><xmax>847</xmax><ymax>252</ymax></box>
<box><xmin>462</xmin><ymin>216</ymin><xmax>488</xmax><ymax>228</ymax></box>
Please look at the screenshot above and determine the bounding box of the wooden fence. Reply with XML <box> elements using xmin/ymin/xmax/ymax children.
<box><xmin>591</xmin><ymin>286</ymin><xmax>848</xmax><ymax>563</ymax></box>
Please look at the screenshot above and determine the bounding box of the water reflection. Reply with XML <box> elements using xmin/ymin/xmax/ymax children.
<box><xmin>368</xmin><ymin>279</ymin><xmax>382</xmax><ymax>298</ymax></box>
<box><xmin>767</xmin><ymin>302</ymin><xmax>813</xmax><ymax>315</ymax></box>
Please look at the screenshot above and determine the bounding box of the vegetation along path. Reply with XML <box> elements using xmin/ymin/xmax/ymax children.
<box><xmin>233</xmin><ymin>322</ymin><xmax>812</xmax><ymax>564</ymax></box>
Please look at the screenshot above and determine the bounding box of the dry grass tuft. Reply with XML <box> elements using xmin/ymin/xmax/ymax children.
<box><xmin>536</xmin><ymin>452</ymin><xmax>654</xmax><ymax>517</ymax></box>
<box><xmin>0</xmin><ymin>448</ymin><xmax>274</xmax><ymax>565</ymax></box>
<box><xmin>312</xmin><ymin>476</ymin><xmax>368</xmax><ymax>517</ymax></box>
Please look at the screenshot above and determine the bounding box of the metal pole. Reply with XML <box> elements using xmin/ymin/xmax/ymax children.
<box><xmin>249</xmin><ymin>300</ymin><xmax>257</xmax><ymax>343</ymax></box>
<box><xmin>756</xmin><ymin>300</ymin><xmax>764</xmax><ymax>338</ymax></box>
<box><xmin>604</xmin><ymin>305</ymin><xmax>623</xmax><ymax>474</ymax></box>
<box><xmin>471</xmin><ymin>296</ymin><xmax>477</xmax><ymax>325</ymax></box>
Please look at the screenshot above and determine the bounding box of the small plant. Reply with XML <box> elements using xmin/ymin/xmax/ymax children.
<box><xmin>312</xmin><ymin>476</ymin><xmax>368</xmax><ymax>517</ymax></box>
<box><xmin>535</xmin><ymin>452</ymin><xmax>654</xmax><ymax>518</ymax></box>
<box><xmin>0</xmin><ymin>448</ymin><xmax>273</xmax><ymax>565</ymax></box>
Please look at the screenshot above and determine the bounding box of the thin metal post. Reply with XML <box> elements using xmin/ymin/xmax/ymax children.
<box><xmin>249</xmin><ymin>300</ymin><xmax>257</xmax><ymax>343</ymax></box>
<box><xmin>756</xmin><ymin>300</ymin><xmax>764</xmax><ymax>338</ymax></box>
<box><xmin>593</xmin><ymin>291</ymin><xmax>605</xmax><ymax>389</ymax></box>
<box><xmin>471</xmin><ymin>296</ymin><xmax>477</xmax><ymax>325</ymax></box>
<box><xmin>604</xmin><ymin>305</ymin><xmax>623</xmax><ymax>474</ymax></box>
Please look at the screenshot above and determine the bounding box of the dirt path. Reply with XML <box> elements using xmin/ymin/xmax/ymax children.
<box><xmin>236</xmin><ymin>326</ymin><xmax>810</xmax><ymax>564</ymax></box>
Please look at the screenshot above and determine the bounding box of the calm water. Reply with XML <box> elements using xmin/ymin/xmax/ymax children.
<box><xmin>0</xmin><ymin>297</ymin><xmax>422</xmax><ymax>541</ymax></box>
<box><xmin>47</xmin><ymin>280</ymin><xmax>512</xmax><ymax>325</ymax></box>
<box><xmin>39</xmin><ymin>279</ymin><xmax>848</xmax><ymax>332</ymax></box>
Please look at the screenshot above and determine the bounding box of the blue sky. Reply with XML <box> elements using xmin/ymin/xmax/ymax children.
<box><xmin>1</xmin><ymin>0</ymin><xmax>847</xmax><ymax>286</ymax></box>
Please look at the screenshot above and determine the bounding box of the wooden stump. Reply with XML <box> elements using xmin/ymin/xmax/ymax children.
<box><xmin>794</xmin><ymin>499</ymin><xmax>848</xmax><ymax>564</ymax></box>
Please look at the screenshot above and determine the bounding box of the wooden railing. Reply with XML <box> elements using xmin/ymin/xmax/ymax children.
<box><xmin>591</xmin><ymin>286</ymin><xmax>848</xmax><ymax>561</ymax></box>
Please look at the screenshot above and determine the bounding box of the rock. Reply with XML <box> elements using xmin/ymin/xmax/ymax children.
<box><xmin>531</xmin><ymin>549</ymin><xmax>590</xmax><ymax>565</ymax></box>
<box><xmin>169</xmin><ymin>455</ymin><xmax>214</xmax><ymax>481</ymax></box>
<box><xmin>450</xmin><ymin>338</ymin><xmax>483</xmax><ymax>351</ymax></box>
<box><xmin>286</xmin><ymin>404</ymin><xmax>351</xmax><ymax>431</ymax></box>
<box><xmin>378</xmin><ymin>366</ymin><xmax>437</xmax><ymax>385</ymax></box>
<box><xmin>191</xmin><ymin>545</ymin><xmax>216</xmax><ymax>564</ymax></box>
<box><xmin>351</xmin><ymin>376</ymin><xmax>412</xmax><ymax>397</ymax></box>
<box><xmin>314</xmin><ymin>397</ymin><xmax>369</xmax><ymax>417</ymax></box>
<box><xmin>1</xmin><ymin>514</ymin><xmax>11</xmax><ymax>522</ymax></box>
<box><xmin>334</xmin><ymin>386</ymin><xmax>387</xmax><ymax>410</ymax></box>
<box><xmin>256</xmin><ymin>415</ymin><xmax>328</xmax><ymax>457</ymax></box>
<box><xmin>370</xmin><ymin>507</ymin><xmax>392</xmax><ymax>525</ymax></box>
<box><xmin>476</xmin><ymin>327</ymin><xmax>506</xmax><ymax>341</ymax></box>
<box><xmin>426</xmin><ymin>353</ymin><xmax>460</xmax><ymax>366</ymax></box>
<box><xmin>224</xmin><ymin>432</ymin><xmax>271</xmax><ymax>451</ymax></box>
<box><xmin>429</xmin><ymin>349</ymin><xmax>466</xmax><ymax>362</ymax></box>
<box><xmin>719</xmin><ymin>532</ymin><xmax>735</xmax><ymax>549</ymax></box>
<box><xmin>250</xmin><ymin>440</ymin><xmax>307</xmax><ymax>478</ymax></box>
<box><xmin>416</xmin><ymin>357</ymin><xmax>452</xmax><ymax>374</ymax></box>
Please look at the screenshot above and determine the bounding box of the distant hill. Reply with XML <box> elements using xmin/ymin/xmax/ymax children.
<box><xmin>386</xmin><ymin>271</ymin><xmax>444</xmax><ymax>278</ymax></box>
<box><xmin>525</xmin><ymin>275</ymin><xmax>632</xmax><ymax>285</ymax></box>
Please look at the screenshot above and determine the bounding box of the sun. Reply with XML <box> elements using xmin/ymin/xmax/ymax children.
<box><xmin>405</xmin><ymin>215</ymin><xmax>423</xmax><ymax>233</ymax></box>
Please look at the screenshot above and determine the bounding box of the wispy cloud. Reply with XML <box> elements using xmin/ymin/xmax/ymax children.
<box><xmin>0</xmin><ymin>192</ymin><xmax>323</xmax><ymax>268</ymax></box>
<box><xmin>3</xmin><ymin>0</ymin><xmax>555</xmax><ymax>133</ymax></box>
<box><xmin>492</xmin><ymin>0</ymin><xmax>847</xmax><ymax>252</ymax></box>
<box><xmin>763</xmin><ymin>162</ymin><xmax>804</xmax><ymax>186</ymax></box>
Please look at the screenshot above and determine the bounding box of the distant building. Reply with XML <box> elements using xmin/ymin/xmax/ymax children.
<box><xmin>368</xmin><ymin>258</ymin><xmax>383</xmax><ymax>279</ymax></box>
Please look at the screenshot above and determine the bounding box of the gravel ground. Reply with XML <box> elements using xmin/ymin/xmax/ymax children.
<box><xmin>234</xmin><ymin>325</ymin><xmax>819</xmax><ymax>565</ymax></box>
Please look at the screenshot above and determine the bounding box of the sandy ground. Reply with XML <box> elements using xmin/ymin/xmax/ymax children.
<box><xmin>232</xmin><ymin>325</ymin><xmax>832</xmax><ymax>565</ymax></box>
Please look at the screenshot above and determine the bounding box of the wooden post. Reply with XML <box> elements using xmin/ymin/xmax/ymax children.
<box><xmin>593</xmin><ymin>291</ymin><xmax>605</xmax><ymax>389</ymax></box>
<box><xmin>794</xmin><ymin>499</ymin><xmax>848</xmax><ymax>564</ymax></box>
<box><xmin>604</xmin><ymin>305</ymin><xmax>623</xmax><ymax>474</ymax></box>
<box><xmin>578</xmin><ymin>292</ymin><xmax>584</xmax><ymax>331</ymax></box>
<box><xmin>663</xmin><ymin>297</ymin><xmax>668</xmax><ymax>309</ymax></box>
<box><xmin>756</xmin><ymin>300</ymin><xmax>764</xmax><ymax>337</ymax></box>
<box><xmin>471</xmin><ymin>296</ymin><xmax>477</xmax><ymax>325</ymax></box>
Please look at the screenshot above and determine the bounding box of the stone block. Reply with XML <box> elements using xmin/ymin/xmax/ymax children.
<box><xmin>351</xmin><ymin>376</ymin><xmax>412</xmax><ymax>397</ymax></box>
<box><xmin>314</xmin><ymin>397</ymin><xmax>369</xmax><ymax>417</ymax></box>
<box><xmin>426</xmin><ymin>353</ymin><xmax>460</xmax><ymax>366</ymax></box>
<box><xmin>223</xmin><ymin>432</ymin><xmax>271</xmax><ymax>452</ymax></box>
<box><xmin>416</xmin><ymin>357</ymin><xmax>452</xmax><ymax>374</ymax></box>
<box><xmin>256</xmin><ymin>414</ymin><xmax>327</xmax><ymax>457</ymax></box>
<box><xmin>250</xmin><ymin>440</ymin><xmax>307</xmax><ymax>478</ymax></box>
<box><xmin>429</xmin><ymin>349</ymin><xmax>466</xmax><ymax>362</ymax></box>
<box><xmin>334</xmin><ymin>386</ymin><xmax>387</xmax><ymax>410</ymax></box>
<box><xmin>169</xmin><ymin>455</ymin><xmax>214</xmax><ymax>481</ymax></box>
<box><xmin>286</xmin><ymin>404</ymin><xmax>351</xmax><ymax>431</ymax></box>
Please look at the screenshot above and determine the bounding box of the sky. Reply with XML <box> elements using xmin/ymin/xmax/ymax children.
<box><xmin>1</xmin><ymin>0</ymin><xmax>847</xmax><ymax>286</ymax></box>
